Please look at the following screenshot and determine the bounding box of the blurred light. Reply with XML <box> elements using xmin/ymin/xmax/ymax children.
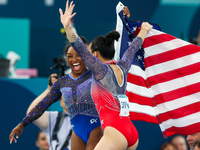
<box><xmin>0</xmin><ymin>0</ymin><xmax>8</xmax><ymax>5</ymax></box>
<box><xmin>44</xmin><ymin>0</ymin><xmax>54</xmax><ymax>6</ymax></box>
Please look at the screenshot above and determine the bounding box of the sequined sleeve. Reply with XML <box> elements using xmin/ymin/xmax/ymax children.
<box><xmin>71</xmin><ymin>38</ymin><xmax>107</xmax><ymax>80</ymax></box>
<box><xmin>20</xmin><ymin>79</ymin><xmax>62</xmax><ymax>127</ymax></box>
<box><xmin>117</xmin><ymin>37</ymin><xmax>143</xmax><ymax>74</ymax></box>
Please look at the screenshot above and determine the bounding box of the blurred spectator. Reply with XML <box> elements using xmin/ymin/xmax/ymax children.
<box><xmin>36</xmin><ymin>130</ymin><xmax>49</xmax><ymax>150</ymax></box>
<box><xmin>193</xmin><ymin>139</ymin><xmax>200</xmax><ymax>150</ymax></box>
<box><xmin>187</xmin><ymin>132</ymin><xmax>200</xmax><ymax>150</ymax></box>
<box><xmin>160</xmin><ymin>142</ymin><xmax>178</xmax><ymax>150</ymax></box>
<box><xmin>170</xmin><ymin>135</ymin><xmax>188</xmax><ymax>150</ymax></box>
<box><xmin>26</xmin><ymin>81</ymin><xmax>72</xmax><ymax>150</ymax></box>
<box><xmin>197</xmin><ymin>29</ymin><xmax>200</xmax><ymax>45</ymax></box>
<box><xmin>189</xmin><ymin>29</ymin><xmax>200</xmax><ymax>46</ymax></box>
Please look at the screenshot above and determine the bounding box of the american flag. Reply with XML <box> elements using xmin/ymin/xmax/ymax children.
<box><xmin>115</xmin><ymin>2</ymin><xmax>200</xmax><ymax>137</ymax></box>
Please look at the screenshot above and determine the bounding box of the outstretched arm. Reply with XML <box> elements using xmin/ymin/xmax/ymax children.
<box><xmin>118</xmin><ymin>22</ymin><xmax>153</xmax><ymax>73</ymax></box>
<box><xmin>9</xmin><ymin>77</ymin><xmax>61</xmax><ymax>144</ymax></box>
<box><xmin>26</xmin><ymin>88</ymin><xmax>49</xmax><ymax>130</ymax></box>
<box><xmin>26</xmin><ymin>73</ymin><xmax>58</xmax><ymax>130</ymax></box>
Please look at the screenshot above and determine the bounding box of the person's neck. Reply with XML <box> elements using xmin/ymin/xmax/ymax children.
<box><xmin>94</xmin><ymin>51</ymin><xmax>111</xmax><ymax>64</ymax></box>
<box><xmin>70</xmin><ymin>68</ymin><xmax>88</xmax><ymax>79</ymax></box>
<box><xmin>102</xmin><ymin>59</ymin><xmax>111</xmax><ymax>63</ymax></box>
<box><xmin>100</xmin><ymin>57</ymin><xmax>111</xmax><ymax>64</ymax></box>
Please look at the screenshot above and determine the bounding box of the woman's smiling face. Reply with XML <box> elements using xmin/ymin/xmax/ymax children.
<box><xmin>66</xmin><ymin>46</ymin><xmax>87</xmax><ymax>78</ymax></box>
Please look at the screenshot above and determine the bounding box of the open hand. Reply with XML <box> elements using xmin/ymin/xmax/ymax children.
<box><xmin>9</xmin><ymin>124</ymin><xmax>24</xmax><ymax>144</ymax></box>
<box><xmin>59</xmin><ymin>1</ymin><xmax>76</xmax><ymax>29</ymax></box>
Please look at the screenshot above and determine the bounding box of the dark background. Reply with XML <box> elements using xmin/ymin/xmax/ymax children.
<box><xmin>0</xmin><ymin>0</ymin><xmax>199</xmax><ymax>77</ymax></box>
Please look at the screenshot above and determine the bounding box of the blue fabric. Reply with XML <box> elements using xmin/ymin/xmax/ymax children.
<box><xmin>70</xmin><ymin>114</ymin><xmax>101</xmax><ymax>143</ymax></box>
<box><xmin>118</xmin><ymin>10</ymin><xmax>161</xmax><ymax>70</ymax></box>
<box><xmin>21</xmin><ymin>70</ymin><xmax>99</xmax><ymax>128</ymax></box>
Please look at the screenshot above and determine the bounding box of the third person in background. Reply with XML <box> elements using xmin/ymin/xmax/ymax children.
<box><xmin>187</xmin><ymin>132</ymin><xmax>200</xmax><ymax>150</ymax></box>
<box><xmin>170</xmin><ymin>135</ymin><xmax>188</xmax><ymax>150</ymax></box>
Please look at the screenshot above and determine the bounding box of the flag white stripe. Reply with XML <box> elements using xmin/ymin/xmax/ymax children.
<box><xmin>127</xmin><ymin>82</ymin><xmax>154</xmax><ymax>98</ymax></box>
<box><xmin>114</xmin><ymin>2</ymin><xmax>124</xmax><ymax>61</ymax></box>
<box><xmin>157</xmin><ymin>92</ymin><xmax>200</xmax><ymax>114</ymax></box>
<box><xmin>161</xmin><ymin>111</ymin><xmax>200</xmax><ymax>130</ymax></box>
<box><xmin>145</xmin><ymin>29</ymin><xmax>163</xmax><ymax>38</ymax></box>
<box><xmin>145</xmin><ymin>51</ymin><xmax>200</xmax><ymax>77</ymax></box>
<box><xmin>144</xmin><ymin>39</ymin><xmax>189</xmax><ymax>58</ymax></box>
<box><xmin>115</xmin><ymin>2</ymin><xmax>200</xmax><ymax>136</ymax></box>
<box><xmin>129</xmin><ymin>102</ymin><xmax>156</xmax><ymax>117</ymax></box>
<box><xmin>151</xmin><ymin>71</ymin><xmax>200</xmax><ymax>95</ymax></box>
<box><xmin>129</xmin><ymin>65</ymin><xmax>146</xmax><ymax>79</ymax></box>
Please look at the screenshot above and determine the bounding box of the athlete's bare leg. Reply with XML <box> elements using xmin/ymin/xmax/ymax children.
<box><xmin>94</xmin><ymin>126</ymin><xmax>138</xmax><ymax>150</ymax></box>
<box><xmin>86</xmin><ymin>126</ymin><xmax>103</xmax><ymax>150</ymax></box>
<box><xmin>71</xmin><ymin>131</ymin><xmax>86</xmax><ymax>150</ymax></box>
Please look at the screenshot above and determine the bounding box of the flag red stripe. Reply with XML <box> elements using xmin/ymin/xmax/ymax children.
<box><xmin>163</xmin><ymin>122</ymin><xmax>200</xmax><ymax>137</ymax></box>
<box><xmin>154</xmin><ymin>82</ymin><xmax>200</xmax><ymax>104</ymax></box>
<box><xmin>126</xmin><ymin>91</ymin><xmax>154</xmax><ymax>106</ymax></box>
<box><xmin>158</xmin><ymin>101</ymin><xmax>200</xmax><ymax>121</ymax></box>
<box><xmin>147</xmin><ymin>61</ymin><xmax>200</xmax><ymax>86</ymax></box>
<box><xmin>130</xmin><ymin>112</ymin><xmax>158</xmax><ymax>123</ymax></box>
<box><xmin>145</xmin><ymin>44</ymin><xmax>200</xmax><ymax>68</ymax></box>
<box><xmin>127</xmin><ymin>73</ymin><xmax>149</xmax><ymax>87</ymax></box>
<box><xmin>116</xmin><ymin>9</ymin><xmax>200</xmax><ymax>137</ymax></box>
<box><xmin>143</xmin><ymin>33</ymin><xmax>176</xmax><ymax>48</ymax></box>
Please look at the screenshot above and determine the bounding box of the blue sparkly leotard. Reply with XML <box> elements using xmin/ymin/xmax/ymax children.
<box><xmin>71</xmin><ymin>36</ymin><xmax>143</xmax><ymax>147</ymax></box>
<box><xmin>20</xmin><ymin>70</ymin><xmax>101</xmax><ymax>143</ymax></box>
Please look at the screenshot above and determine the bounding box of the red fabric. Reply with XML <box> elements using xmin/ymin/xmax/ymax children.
<box><xmin>125</xmin><ymin>29</ymin><xmax>200</xmax><ymax>137</ymax></box>
<box><xmin>91</xmin><ymin>80</ymin><xmax>138</xmax><ymax>147</ymax></box>
<box><xmin>142</xmin><ymin>29</ymin><xmax>200</xmax><ymax>137</ymax></box>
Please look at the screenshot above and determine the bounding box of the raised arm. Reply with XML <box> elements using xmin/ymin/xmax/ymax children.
<box><xmin>59</xmin><ymin>0</ymin><xmax>78</xmax><ymax>43</ymax></box>
<box><xmin>117</xmin><ymin>22</ymin><xmax>152</xmax><ymax>73</ymax></box>
<box><xmin>59</xmin><ymin>1</ymin><xmax>107</xmax><ymax>80</ymax></box>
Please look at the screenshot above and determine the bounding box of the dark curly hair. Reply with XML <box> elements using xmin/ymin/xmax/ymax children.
<box><xmin>90</xmin><ymin>31</ymin><xmax>120</xmax><ymax>60</ymax></box>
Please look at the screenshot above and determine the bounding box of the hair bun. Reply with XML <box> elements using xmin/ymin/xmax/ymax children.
<box><xmin>104</xmin><ymin>31</ymin><xmax>120</xmax><ymax>46</ymax></box>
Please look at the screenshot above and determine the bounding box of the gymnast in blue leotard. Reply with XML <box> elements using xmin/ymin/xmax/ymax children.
<box><xmin>9</xmin><ymin>37</ymin><xmax>103</xmax><ymax>150</ymax></box>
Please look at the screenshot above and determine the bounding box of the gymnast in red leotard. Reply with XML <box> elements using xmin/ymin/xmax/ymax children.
<box><xmin>59</xmin><ymin>1</ymin><xmax>152</xmax><ymax>150</ymax></box>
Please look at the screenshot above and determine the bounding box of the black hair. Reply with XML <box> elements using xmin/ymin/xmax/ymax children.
<box><xmin>90</xmin><ymin>31</ymin><xmax>120</xmax><ymax>60</ymax></box>
<box><xmin>63</xmin><ymin>36</ymin><xmax>89</xmax><ymax>56</ymax></box>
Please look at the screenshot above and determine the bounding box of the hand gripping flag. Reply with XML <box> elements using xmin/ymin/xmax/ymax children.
<box><xmin>115</xmin><ymin>2</ymin><xmax>200</xmax><ymax>137</ymax></box>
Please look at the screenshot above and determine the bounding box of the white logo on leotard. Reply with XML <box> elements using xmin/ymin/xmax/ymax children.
<box><xmin>101</xmin><ymin>120</ymin><xmax>104</xmax><ymax>125</ymax></box>
<box><xmin>90</xmin><ymin>118</ymin><xmax>97</xmax><ymax>124</ymax></box>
